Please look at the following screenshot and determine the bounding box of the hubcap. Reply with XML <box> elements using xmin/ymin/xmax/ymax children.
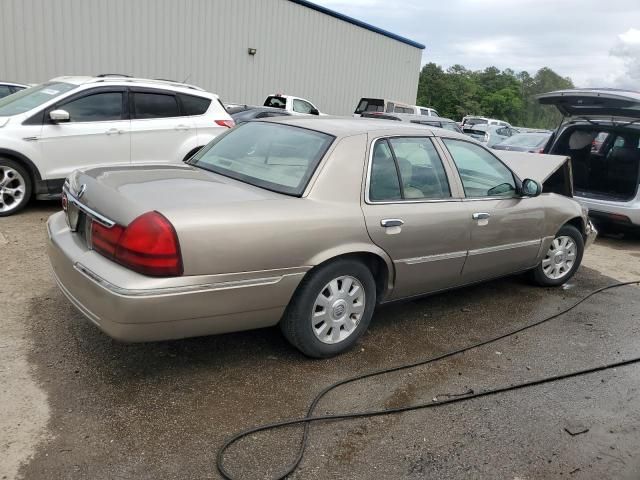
<box><xmin>312</xmin><ymin>275</ymin><xmax>366</xmax><ymax>344</ymax></box>
<box><xmin>0</xmin><ymin>166</ymin><xmax>26</xmax><ymax>213</ymax></box>
<box><xmin>542</xmin><ymin>235</ymin><xmax>577</xmax><ymax>280</ymax></box>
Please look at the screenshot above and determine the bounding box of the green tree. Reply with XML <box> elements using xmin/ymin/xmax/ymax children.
<box><xmin>416</xmin><ymin>64</ymin><xmax>575</xmax><ymax>129</ymax></box>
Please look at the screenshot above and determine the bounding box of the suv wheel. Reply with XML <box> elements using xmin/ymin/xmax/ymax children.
<box><xmin>0</xmin><ymin>158</ymin><xmax>31</xmax><ymax>216</ymax></box>
<box><xmin>280</xmin><ymin>259</ymin><xmax>376</xmax><ymax>358</ymax></box>
<box><xmin>530</xmin><ymin>225</ymin><xmax>584</xmax><ymax>286</ymax></box>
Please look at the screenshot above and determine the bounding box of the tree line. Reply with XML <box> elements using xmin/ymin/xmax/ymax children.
<box><xmin>416</xmin><ymin>63</ymin><xmax>574</xmax><ymax>129</ymax></box>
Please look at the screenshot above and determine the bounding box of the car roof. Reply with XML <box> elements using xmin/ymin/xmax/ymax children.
<box><xmin>261</xmin><ymin>116</ymin><xmax>470</xmax><ymax>139</ymax></box>
<box><xmin>379</xmin><ymin>112</ymin><xmax>456</xmax><ymax>123</ymax></box>
<box><xmin>48</xmin><ymin>75</ymin><xmax>209</xmax><ymax>95</ymax></box>
<box><xmin>0</xmin><ymin>81</ymin><xmax>28</xmax><ymax>87</ymax></box>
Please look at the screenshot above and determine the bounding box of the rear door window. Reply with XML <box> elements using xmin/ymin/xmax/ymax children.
<box><xmin>369</xmin><ymin>138</ymin><xmax>451</xmax><ymax>201</ymax></box>
<box><xmin>354</xmin><ymin>98</ymin><xmax>384</xmax><ymax>114</ymax></box>
<box><xmin>178</xmin><ymin>94</ymin><xmax>211</xmax><ymax>116</ymax></box>
<box><xmin>264</xmin><ymin>96</ymin><xmax>287</xmax><ymax>109</ymax></box>
<box><xmin>133</xmin><ymin>92</ymin><xmax>180</xmax><ymax>119</ymax></box>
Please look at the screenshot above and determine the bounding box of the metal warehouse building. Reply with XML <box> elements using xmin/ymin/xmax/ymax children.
<box><xmin>0</xmin><ymin>0</ymin><xmax>425</xmax><ymax>115</ymax></box>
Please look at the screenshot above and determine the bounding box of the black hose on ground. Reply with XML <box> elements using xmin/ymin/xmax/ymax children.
<box><xmin>216</xmin><ymin>280</ymin><xmax>640</xmax><ymax>480</ymax></box>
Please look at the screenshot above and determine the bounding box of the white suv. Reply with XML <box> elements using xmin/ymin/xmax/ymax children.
<box><xmin>0</xmin><ymin>75</ymin><xmax>234</xmax><ymax>215</ymax></box>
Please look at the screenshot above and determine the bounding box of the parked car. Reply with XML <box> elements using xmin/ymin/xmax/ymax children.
<box><xmin>228</xmin><ymin>105</ymin><xmax>292</xmax><ymax>124</ymax></box>
<box><xmin>539</xmin><ymin>88</ymin><xmax>640</xmax><ymax>230</ymax></box>
<box><xmin>48</xmin><ymin>117</ymin><xmax>595</xmax><ymax>358</ymax></box>
<box><xmin>493</xmin><ymin>131</ymin><xmax>552</xmax><ymax>153</ymax></box>
<box><xmin>263</xmin><ymin>94</ymin><xmax>322</xmax><ymax>115</ymax></box>
<box><xmin>360</xmin><ymin>111</ymin><xmax>462</xmax><ymax>133</ymax></box>
<box><xmin>463</xmin><ymin>124</ymin><xmax>520</xmax><ymax>147</ymax></box>
<box><xmin>0</xmin><ymin>81</ymin><xmax>28</xmax><ymax>99</ymax></box>
<box><xmin>0</xmin><ymin>75</ymin><xmax>234</xmax><ymax>216</ymax></box>
<box><xmin>461</xmin><ymin>116</ymin><xmax>511</xmax><ymax>128</ymax></box>
<box><xmin>354</xmin><ymin>97</ymin><xmax>439</xmax><ymax>117</ymax></box>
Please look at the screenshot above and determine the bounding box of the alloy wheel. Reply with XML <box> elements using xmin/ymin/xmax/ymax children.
<box><xmin>0</xmin><ymin>166</ymin><xmax>27</xmax><ymax>214</ymax></box>
<box><xmin>542</xmin><ymin>235</ymin><xmax>577</xmax><ymax>280</ymax></box>
<box><xmin>311</xmin><ymin>275</ymin><xmax>366</xmax><ymax>344</ymax></box>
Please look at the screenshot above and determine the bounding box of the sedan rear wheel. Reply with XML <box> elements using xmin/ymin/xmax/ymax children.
<box><xmin>281</xmin><ymin>259</ymin><xmax>376</xmax><ymax>358</ymax></box>
<box><xmin>531</xmin><ymin>224</ymin><xmax>584</xmax><ymax>286</ymax></box>
<box><xmin>0</xmin><ymin>158</ymin><xmax>32</xmax><ymax>216</ymax></box>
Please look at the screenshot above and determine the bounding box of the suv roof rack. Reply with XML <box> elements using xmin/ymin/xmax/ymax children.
<box><xmin>92</xmin><ymin>76</ymin><xmax>204</xmax><ymax>92</ymax></box>
<box><xmin>96</xmin><ymin>73</ymin><xmax>132</xmax><ymax>78</ymax></box>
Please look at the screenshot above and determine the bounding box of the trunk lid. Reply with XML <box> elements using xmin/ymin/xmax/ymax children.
<box><xmin>66</xmin><ymin>164</ymin><xmax>284</xmax><ymax>227</ymax></box>
<box><xmin>537</xmin><ymin>88</ymin><xmax>640</xmax><ymax>118</ymax></box>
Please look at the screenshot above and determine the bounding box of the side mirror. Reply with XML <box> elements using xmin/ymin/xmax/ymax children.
<box><xmin>309</xmin><ymin>108</ymin><xmax>320</xmax><ymax>116</ymax></box>
<box><xmin>521</xmin><ymin>178</ymin><xmax>542</xmax><ymax>197</ymax></box>
<box><xmin>49</xmin><ymin>109</ymin><xmax>70</xmax><ymax>123</ymax></box>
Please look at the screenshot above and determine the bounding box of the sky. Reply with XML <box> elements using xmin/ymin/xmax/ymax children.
<box><xmin>313</xmin><ymin>0</ymin><xmax>640</xmax><ymax>88</ymax></box>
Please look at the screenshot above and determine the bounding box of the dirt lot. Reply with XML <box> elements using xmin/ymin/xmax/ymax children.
<box><xmin>1</xmin><ymin>203</ymin><xmax>640</xmax><ymax>480</ymax></box>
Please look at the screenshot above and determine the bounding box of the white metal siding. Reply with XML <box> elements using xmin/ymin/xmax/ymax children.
<box><xmin>0</xmin><ymin>0</ymin><xmax>422</xmax><ymax>115</ymax></box>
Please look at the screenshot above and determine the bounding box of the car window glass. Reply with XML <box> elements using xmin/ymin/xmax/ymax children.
<box><xmin>369</xmin><ymin>140</ymin><xmax>401</xmax><ymax>201</ymax></box>
<box><xmin>0</xmin><ymin>82</ymin><xmax>76</xmax><ymax>116</ymax></box>
<box><xmin>293</xmin><ymin>99</ymin><xmax>314</xmax><ymax>114</ymax></box>
<box><xmin>264</xmin><ymin>96</ymin><xmax>287</xmax><ymax>109</ymax></box>
<box><xmin>60</xmin><ymin>92</ymin><xmax>123</xmax><ymax>122</ymax></box>
<box><xmin>178</xmin><ymin>94</ymin><xmax>211</xmax><ymax>116</ymax></box>
<box><xmin>443</xmin><ymin>139</ymin><xmax>516</xmax><ymax>198</ymax></box>
<box><xmin>496</xmin><ymin>127</ymin><xmax>509</xmax><ymax>136</ymax></box>
<box><xmin>192</xmin><ymin>122</ymin><xmax>333</xmax><ymax>196</ymax></box>
<box><xmin>441</xmin><ymin>122</ymin><xmax>461</xmax><ymax>133</ymax></box>
<box><xmin>0</xmin><ymin>85</ymin><xmax>12</xmax><ymax>98</ymax></box>
<box><xmin>420</xmin><ymin>109</ymin><xmax>429</xmax><ymax>116</ymax></box>
<box><xmin>133</xmin><ymin>92</ymin><xmax>179</xmax><ymax>119</ymax></box>
<box><xmin>389</xmin><ymin>137</ymin><xmax>451</xmax><ymax>199</ymax></box>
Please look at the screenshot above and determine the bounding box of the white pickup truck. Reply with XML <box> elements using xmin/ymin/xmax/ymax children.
<box><xmin>263</xmin><ymin>94</ymin><xmax>324</xmax><ymax>115</ymax></box>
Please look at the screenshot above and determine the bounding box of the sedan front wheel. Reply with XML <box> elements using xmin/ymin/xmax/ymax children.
<box><xmin>531</xmin><ymin>224</ymin><xmax>584</xmax><ymax>286</ymax></box>
<box><xmin>280</xmin><ymin>259</ymin><xmax>376</xmax><ymax>358</ymax></box>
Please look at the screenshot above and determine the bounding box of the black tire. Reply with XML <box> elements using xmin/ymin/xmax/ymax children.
<box><xmin>0</xmin><ymin>157</ymin><xmax>32</xmax><ymax>217</ymax></box>
<box><xmin>530</xmin><ymin>224</ymin><xmax>584</xmax><ymax>287</ymax></box>
<box><xmin>280</xmin><ymin>259</ymin><xmax>376</xmax><ymax>358</ymax></box>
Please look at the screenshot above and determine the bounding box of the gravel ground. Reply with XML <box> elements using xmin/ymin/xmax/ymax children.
<box><xmin>1</xmin><ymin>202</ymin><xmax>639</xmax><ymax>480</ymax></box>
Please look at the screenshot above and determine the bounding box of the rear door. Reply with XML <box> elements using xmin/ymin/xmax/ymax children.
<box><xmin>362</xmin><ymin>135</ymin><xmax>471</xmax><ymax>299</ymax></box>
<box><xmin>129</xmin><ymin>88</ymin><xmax>195</xmax><ymax>164</ymax></box>
<box><xmin>439</xmin><ymin>138</ymin><xmax>545</xmax><ymax>283</ymax></box>
<box><xmin>39</xmin><ymin>87</ymin><xmax>130</xmax><ymax>180</ymax></box>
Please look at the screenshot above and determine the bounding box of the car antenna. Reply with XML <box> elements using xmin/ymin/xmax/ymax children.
<box><xmin>182</xmin><ymin>74</ymin><xmax>191</xmax><ymax>84</ymax></box>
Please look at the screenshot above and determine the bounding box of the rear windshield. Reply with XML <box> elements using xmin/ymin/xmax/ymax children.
<box><xmin>500</xmin><ymin>133</ymin><xmax>549</xmax><ymax>148</ymax></box>
<box><xmin>463</xmin><ymin>117</ymin><xmax>488</xmax><ymax>126</ymax></box>
<box><xmin>190</xmin><ymin>122</ymin><xmax>334</xmax><ymax>196</ymax></box>
<box><xmin>355</xmin><ymin>98</ymin><xmax>384</xmax><ymax>114</ymax></box>
<box><xmin>0</xmin><ymin>82</ymin><xmax>77</xmax><ymax>116</ymax></box>
<box><xmin>264</xmin><ymin>96</ymin><xmax>287</xmax><ymax>109</ymax></box>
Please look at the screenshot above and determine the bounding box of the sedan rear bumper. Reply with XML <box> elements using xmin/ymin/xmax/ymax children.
<box><xmin>47</xmin><ymin>212</ymin><xmax>306</xmax><ymax>342</ymax></box>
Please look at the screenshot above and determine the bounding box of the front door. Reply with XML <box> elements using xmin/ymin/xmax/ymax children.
<box><xmin>438</xmin><ymin>138</ymin><xmax>545</xmax><ymax>283</ymax></box>
<box><xmin>362</xmin><ymin>136</ymin><xmax>471</xmax><ymax>300</ymax></box>
<box><xmin>39</xmin><ymin>88</ymin><xmax>130</xmax><ymax>180</ymax></box>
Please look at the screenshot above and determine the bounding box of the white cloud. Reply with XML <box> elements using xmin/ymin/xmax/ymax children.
<box><xmin>609</xmin><ymin>28</ymin><xmax>640</xmax><ymax>88</ymax></box>
<box><xmin>313</xmin><ymin>0</ymin><xmax>640</xmax><ymax>89</ymax></box>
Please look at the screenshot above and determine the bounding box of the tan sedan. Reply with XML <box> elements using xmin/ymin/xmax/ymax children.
<box><xmin>48</xmin><ymin>118</ymin><xmax>596</xmax><ymax>357</ymax></box>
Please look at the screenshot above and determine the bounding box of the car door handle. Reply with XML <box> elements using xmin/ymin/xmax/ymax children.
<box><xmin>174</xmin><ymin>124</ymin><xmax>191</xmax><ymax>131</ymax></box>
<box><xmin>105</xmin><ymin>128</ymin><xmax>125</xmax><ymax>135</ymax></box>
<box><xmin>472</xmin><ymin>212</ymin><xmax>491</xmax><ymax>220</ymax></box>
<box><xmin>381</xmin><ymin>218</ymin><xmax>404</xmax><ymax>228</ymax></box>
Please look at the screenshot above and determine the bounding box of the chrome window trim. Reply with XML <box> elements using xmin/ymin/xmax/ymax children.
<box><xmin>468</xmin><ymin>239</ymin><xmax>541</xmax><ymax>256</ymax></box>
<box><xmin>364</xmin><ymin>135</ymin><xmax>461</xmax><ymax>205</ymax></box>
<box><xmin>62</xmin><ymin>182</ymin><xmax>115</xmax><ymax>228</ymax></box>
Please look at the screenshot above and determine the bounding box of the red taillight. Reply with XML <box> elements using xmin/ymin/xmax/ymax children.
<box><xmin>91</xmin><ymin>212</ymin><xmax>182</xmax><ymax>277</ymax></box>
<box><xmin>215</xmin><ymin>119</ymin><xmax>235</xmax><ymax>128</ymax></box>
